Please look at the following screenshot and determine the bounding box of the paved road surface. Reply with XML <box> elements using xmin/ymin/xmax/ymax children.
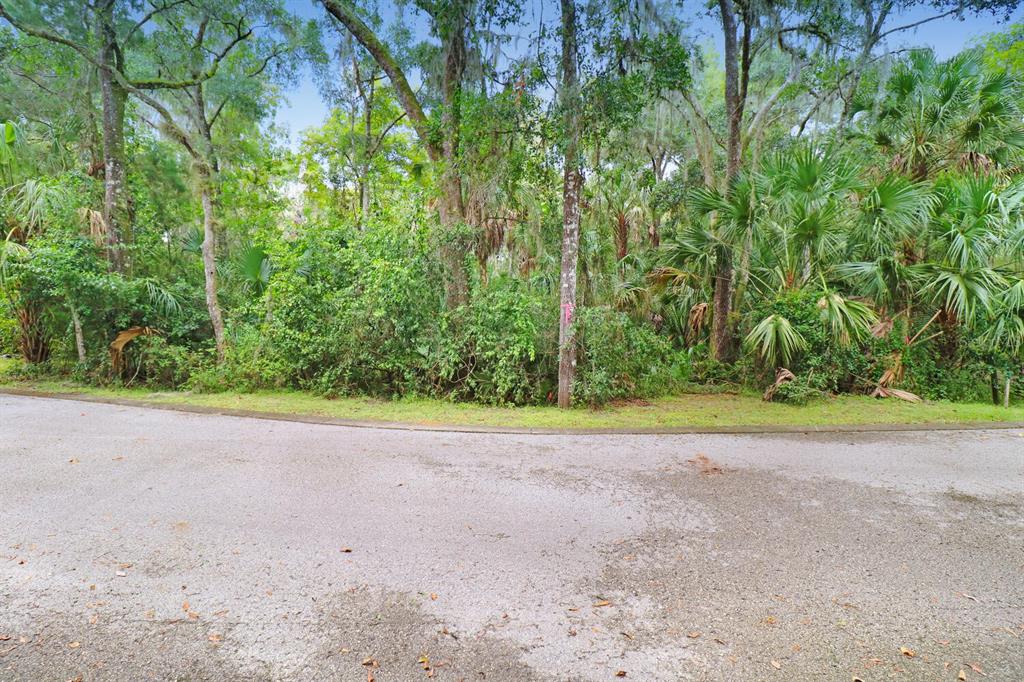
<box><xmin>1</xmin><ymin>394</ymin><xmax>1022</xmax><ymax>681</ymax></box>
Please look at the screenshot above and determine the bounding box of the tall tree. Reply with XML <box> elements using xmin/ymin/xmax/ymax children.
<box><xmin>7</xmin><ymin>0</ymin><xmax>308</xmax><ymax>361</ymax></box>
<box><xmin>320</xmin><ymin>0</ymin><xmax>475</xmax><ymax>307</ymax></box>
<box><xmin>0</xmin><ymin>0</ymin><xmax>191</xmax><ymax>272</ymax></box>
<box><xmin>557</xmin><ymin>0</ymin><xmax>582</xmax><ymax>408</ymax></box>
<box><xmin>684</xmin><ymin>0</ymin><xmax>827</xmax><ymax>360</ymax></box>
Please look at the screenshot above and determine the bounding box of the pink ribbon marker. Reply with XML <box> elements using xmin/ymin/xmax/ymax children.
<box><xmin>561</xmin><ymin>302</ymin><xmax>575</xmax><ymax>325</ymax></box>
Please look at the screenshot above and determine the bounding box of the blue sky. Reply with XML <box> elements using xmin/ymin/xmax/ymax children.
<box><xmin>273</xmin><ymin>0</ymin><xmax>1023</xmax><ymax>144</ymax></box>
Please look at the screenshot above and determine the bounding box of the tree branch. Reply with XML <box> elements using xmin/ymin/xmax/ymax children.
<box><xmin>122</xmin><ymin>0</ymin><xmax>192</xmax><ymax>45</ymax></box>
<box><xmin>878</xmin><ymin>8</ymin><xmax>959</xmax><ymax>40</ymax></box>
<box><xmin>320</xmin><ymin>0</ymin><xmax>438</xmax><ymax>161</ymax></box>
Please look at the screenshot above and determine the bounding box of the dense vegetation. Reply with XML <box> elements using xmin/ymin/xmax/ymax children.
<box><xmin>1</xmin><ymin>0</ymin><xmax>1022</xmax><ymax>409</ymax></box>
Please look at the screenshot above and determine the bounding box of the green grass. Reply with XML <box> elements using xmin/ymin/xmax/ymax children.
<box><xmin>1</xmin><ymin>368</ymin><xmax>1021</xmax><ymax>430</ymax></box>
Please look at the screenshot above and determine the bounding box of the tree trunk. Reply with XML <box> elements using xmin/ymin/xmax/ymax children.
<box><xmin>557</xmin><ymin>0</ymin><xmax>582</xmax><ymax>409</ymax></box>
<box><xmin>439</xmin><ymin>2</ymin><xmax>469</xmax><ymax>309</ymax></box>
<box><xmin>362</xmin><ymin>77</ymin><xmax>373</xmax><ymax>220</ymax></box>
<box><xmin>96</xmin><ymin>0</ymin><xmax>131</xmax><ymax>272</ymax></box>
<box><xmin>352</xmin><ymin>50</ymin><xmax>373</xmax><ymax>223</ymax></box>
<box><xmin>199</xmin><ymin>176</ymin><xmax>226</xmax><ymax>362</ymax></box>
<box><xmin>614</xmin><ymin>213</ymin><xmax>628</xmax><ymax>261</ymax></box>
<box><xmin>438</xmin><ymin>172</ymin><xmax>469</xmax><ymax>308</ymax></box>
<box><xmin>711</xmin><ymin>245</ymin><xmax>734</xmax><ymax>361</ymax></box>
<box><xmin>711</xmin><ymin>0</ymin><xmax>743</xmax><ymax>362</ymax></box>
<box><xmin>71</xmin><ymin>306</ymin><xmax>86</xmax><ymax>363</ymax></box>
<box><xmin>734</xmin><ymin>218</ymin><xmax>753</xmax><ymax>308</ymax></box>
<box><xmin>17</xmin><ymin>301</ymin><xmax>49</xmax><ymax>363</ymax></box>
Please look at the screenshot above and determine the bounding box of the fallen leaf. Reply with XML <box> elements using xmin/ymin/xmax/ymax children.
<box><xmin>687</xmin><ymin>453</ymin><xmax>723</xmax><ymax>475</ymax></box>
<box><xmin>367</xmin><ymin>671</ymin><xmax>374</xmax><ymax>682</ymax></box>
<box><xmin>68</xmin><ymin>458</ymin><xmax>79</xmax><ymax>464</ymax></box>
<box><xmin>900</xmin><ymin>646</ymin><xmax>916</xmax><ymax>658</ymax></box>
<box><xmin>362</xmin><ymin>657</ymin><xmax>378</xmax><ymax>667</ymax></box>
<box><xmin>429</xmin><ymin>593</ymin><xmax>438</xmax><ymax>601</ymax></box>
<box><xmin>615</xmin><ymin>671</ymin><xmax>627</xmax><ymax>678</ymax></box>
<box><xmin>593</xmin><ymin>599</ymin><xmax>612</xmax><ymax>608</ymax></box>
<box><xmin>770</xmin><ymin>660</ymin><xmax>781</xmax><ymax>670</ymax></box>
<box><xmin>957</xmin><ymin>592</ymin><xmax>979</xmax><ymax>602</ymax></box>
<box><xmin>88</xmin><ymin>614</ymin><xmax>98</xmax><ymax>625</ymax></box>
<box><xmin>208</xmin><ymin>633</ymin><xmax>222</xmax><ymax>643</ymax></box>
<box><xmin>0</xmin><ymin>635</ymin><xmax>9</xmax><ymax>641</ymax></box>
<box><xmin>115</xmin><ymin>571</ymin><xmax>127</xmax><ymax>578</ymax></box>
<box><xmin>968</xmin><ymin>663</ymin><xmax>985</xmax><ymax>676</ymax></box>
<box><xmin>620</xmin><ymin>632</ymin><xmax>634</xmax><ymax>640</ymax></box>
<box><xmin>763</xmin><ymin>616</ymin><xmax>777</xmax><ymax>625</ymax></box>
<box><xmin>340</xmin><ymin>547</ymin><xmax>352</xmax><ymax>553</ymax></box>
<box><xmin>958</xmin><ymin>671</ymin><xmax>966</xmax><ymax>681</ymax></box>
<box><xmin>112</xmin><ymin>456</ymin><xmax>124</xmax><ymax>461</ymax></box>
<box><xmin>687</xmin><ymin>631</ymin><xmax>701</xmax><ymax>639</ymax></box>
<box><xmin>67</xmin><ymin>641</ymin><xmax>80</xmax><ymax>649</ymax></box>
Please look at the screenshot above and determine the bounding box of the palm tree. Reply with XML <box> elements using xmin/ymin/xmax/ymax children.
<box><xmin>594</xmin><ymin>169</ymin><xmax>647</xmax><ymax>262</ymax></box>
<box><xmin>745</xmin><ymin>313</ymin><xmax>806</xmax><ymax>369</ymax></box>
<box><xmin>758</xmin><ymin>147</ymin><xmax>860</xmax><ymax>288</ymax></box>
<box><xmin>839</xmin><ymin>174</ymin><xmax>934</xmax><ymax>312</ymax></box>
<box><xmin>868</xmin><ymin>49</ymin><xmax>1024</xmax><ymax>181</ymax></box>
<box><xmin>914</xmin><ymin>175</ymin><xmax>1010</xmax><ymax>328</ymax></box>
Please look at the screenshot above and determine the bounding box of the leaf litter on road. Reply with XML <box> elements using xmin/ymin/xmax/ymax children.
<box><xmin>687</xmin><ymin>453</ymin><xmax>724</xmax><ymax>475</ymax></box>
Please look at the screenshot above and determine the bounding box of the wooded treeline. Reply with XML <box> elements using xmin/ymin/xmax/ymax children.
<box><xmin>1</xmin><ymin>0</ymin><xmax>1022</xmax><ymax>407</ymax></box>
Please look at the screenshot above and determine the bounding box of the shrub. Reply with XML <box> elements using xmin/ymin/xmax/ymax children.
<box><xmin>0</xmin><ymin>304</ymin><xmax>16</xmax><ymax>356</ymax></box>
<box><xmin>574</xmin><ymin>307</ymin><xmax>683</xmax><ymax>405</ymax></box>
<box><xmin>438</xmin><ymin>278</ymin><xmax>555</xmax><ymax>405</ymax></box>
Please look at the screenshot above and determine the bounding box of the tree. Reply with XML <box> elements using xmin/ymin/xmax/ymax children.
<box><xmin>0</xmin><ymin>0</ymin><xmax>196</xmax><ymax>271</ymax></box>
<box><xmin>868</xmin><ymin>49</ymin><xmax>1024</xmax><ymax>180</ymax></box>
<box><xmin>681</xmin><ymin>0</ymin><xmax>830</xmax><ymax>360</ymax></box>
<box><xmin>65</xmin><ymin>0</ymin><xmax>308</xmax><ymax>361</ymax></box>
<box><xmin>827</xmin><ymin>0</ymin><xmax>1022</xmax><ymax>133</ymax></box>
<box><xmin>557</xmin><ymin>0</ymin><xmax>582</xmax><ymax>409</ymax></box>
<box><xmin>320</xmin><ymin>0</ymin><xmax>476</xmax><ymax>307</ymax></box>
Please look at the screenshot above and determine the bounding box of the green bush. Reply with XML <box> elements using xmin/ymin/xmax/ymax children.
<box><xmin>771</xmin><ymin>376</ymin><xmax>825</xmax><ymax>405</ymax></box>
<box><xmin>438</xmin><ymin>278</ymin><xmax>555</xmax><ymax>405</ymax></box>
<box><xmin>746</xmin><ymin>290</ymin><xmax>882</xmax><ymax>393</ymax></box>
<box><xmin>574</xmin><ymin>307</ymin><xmax>683</xmax><ymax>405</ymax></box>
<box><xmin>0</xmin><ymin>304</ymin><xmax>17</xmax><ymax>356</ymax></box>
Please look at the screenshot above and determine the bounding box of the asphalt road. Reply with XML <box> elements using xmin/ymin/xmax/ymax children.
<box><xmin>1</xmin><ymin>394</ymin><xmax>1022</xmax><ymax>681</ymax></box>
